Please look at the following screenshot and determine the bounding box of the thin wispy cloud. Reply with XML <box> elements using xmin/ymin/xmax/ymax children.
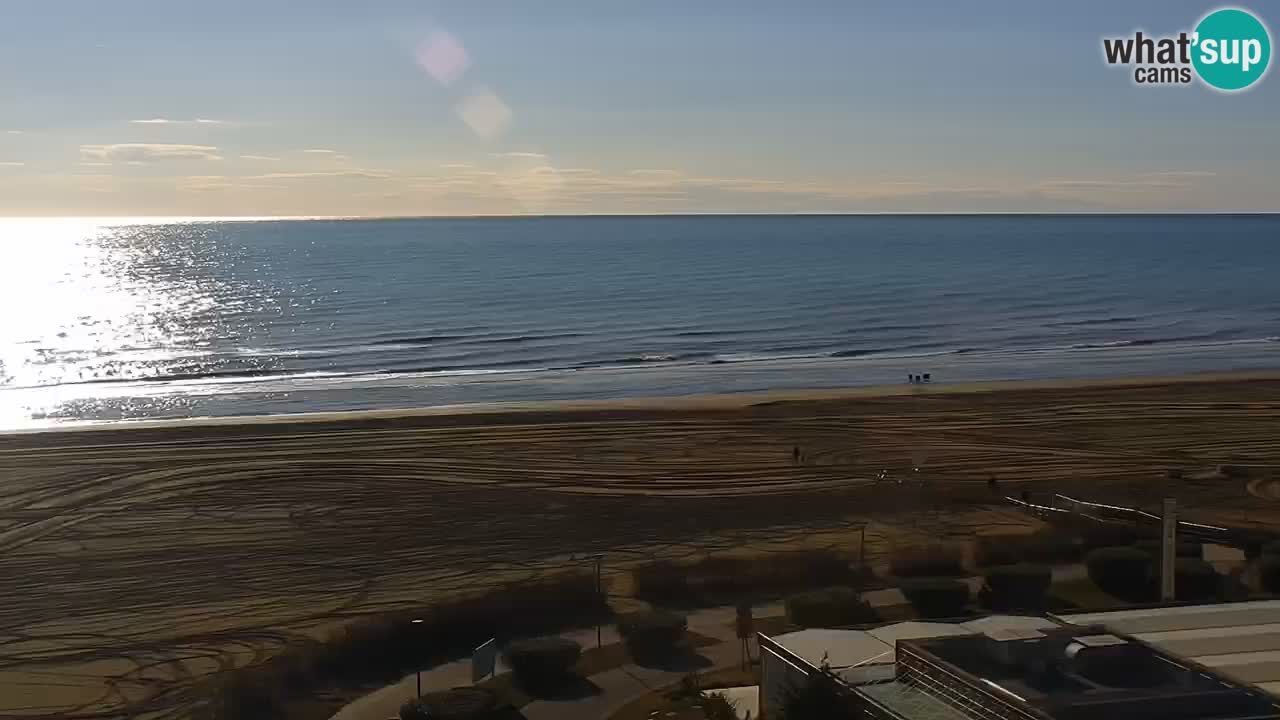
<box><xmin>491</xmin><ymin>151</ymin><xmax>546</xmax><ymax>160</ymax></box>
<box><xmin>303</xmin><ymin>149</ymin><xmax>338</xmax><ymax>154</ymax></box>
<box><xmin>80</xmin><ymin>143</ymin><xmax>223</xmax><ymax>163</ymax></box>
<box><xmin>129</xmin><ymin>118</ymin><xmax>229</xmax><ymax>125</ymax></box>
<box><xmin>240</xmin><ymin>155</ymin><xmax>281</xmax><ymax>162</ymax></box>
<box><xmin>4</xmin><ymin>130</ymin><xmax>22</xmax><ymax>135</ymax></box>
<box><xmin>248</xmin><ymin>170</ymin><xmax>392</xmax><ymax>180</ymax></box>
<box><xmin>0</xmin><ymin>162</ymin><xmax>24</xmax><ymax>167</ymax></box>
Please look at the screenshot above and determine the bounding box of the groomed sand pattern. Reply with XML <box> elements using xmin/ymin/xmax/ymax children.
<box><xmin>0</xmin><ymin>375</ymin><xmax>1278</xmax><ymax>718</ymax></box>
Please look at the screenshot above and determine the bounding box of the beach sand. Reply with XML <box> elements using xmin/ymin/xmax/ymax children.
<box><xmin>1</xmin><ymin>371</ymin><xmax>1279</xmax><ymax>718</ymax></box>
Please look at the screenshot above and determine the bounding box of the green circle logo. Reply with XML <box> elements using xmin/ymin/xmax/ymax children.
<box><xmin>1192</xmin><ymin>8</ymin><xmax>1272</xmax><ymax>91</ymax></box>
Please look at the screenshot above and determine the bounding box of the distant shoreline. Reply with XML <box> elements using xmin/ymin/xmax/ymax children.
<box><xmin>9</xmin><ymin>367</ymin><xmax>1279</xmax><ymax>438</ymax></box>
<box><xmin>2</xmin><ymin>211</ymin><xmax>1279</xmax><ymax>223</ymax></box>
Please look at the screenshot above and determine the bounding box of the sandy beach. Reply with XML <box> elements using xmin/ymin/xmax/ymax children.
<box><xmin>1</xmin><ymin>372</ymin><xmax>1279</xmax><ymax>719</ymax></box>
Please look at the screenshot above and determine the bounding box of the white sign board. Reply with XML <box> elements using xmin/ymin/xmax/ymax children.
<box><xmin>472</xmin><ymin>638</ymin><xmax>497</xmax><ymax>683</ymax></box>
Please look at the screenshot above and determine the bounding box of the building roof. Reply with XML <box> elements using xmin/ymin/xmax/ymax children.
<box><xmin>769</xmin><ymin>628</ymin><xmax>893</xmax><ymax>669</ymax></box>
<box><xmin>771</xmin><ymin>616</ymin><xmax>1062</xmax><ymax>671</ymax></box>
<box><xmin>1055</xmin><ymin>600</ymin><xmax>1280</xmax><ymax>696</ymax></box>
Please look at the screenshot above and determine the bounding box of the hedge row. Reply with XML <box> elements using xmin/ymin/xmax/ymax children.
<box><xmin>900</xmin><ymin>578</ymin><xmax>970</xmax><ymax>618</ymax></box>
<box><xmin>785</xmin><ymin>587</ymin><xmax>877</xmax><ymax>628</ymax></box>
<box><xmin>502</xmin><ymin>637</ymin><xmax>582</xmax><ymax>689</ymax></box>
<box><xmin>890</xmin><ymin>544</ymin><xmax>965</xmax><ymax>578</ymax></box>
<box><xmin>981</xmin><ymin>564</ymin><xmax>1052</xmax><ymax>610</ymax></box>
<box><xmin>632</xmin><ymin>549</ymin><xmax>861</xmax><ymax>603</ymax></box>
<box><xmin>198</xmin><ymin>571</ymin><xmax>606</xmax><ymax>720</ymax></box>
<box><xmin>617</xmin><ymin>610</ymin><xmax>687</xmax><ymax>659</ymax></box>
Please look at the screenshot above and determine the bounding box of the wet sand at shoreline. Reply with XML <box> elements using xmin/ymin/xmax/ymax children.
<box><xmin>1</xmin><ymin>372</ymin><xmax>1279</xmax><ymax>718</ymax></box>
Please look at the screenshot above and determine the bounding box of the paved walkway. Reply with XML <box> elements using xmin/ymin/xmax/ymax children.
<box><xmin>330</xmin><ymin>601</ymin><xmax>779</xmax><ymax>720</ymax></box>
<box><xmin>328</xmin><ymin>575</ymin><xmax>1056</xmax><ymax>720</ymax></box>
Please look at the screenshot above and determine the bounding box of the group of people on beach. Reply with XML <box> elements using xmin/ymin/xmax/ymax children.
<box><xmin>907</xmin><ymin>372</ymin><xmax>931</xmax><ymax>384</ymax></box>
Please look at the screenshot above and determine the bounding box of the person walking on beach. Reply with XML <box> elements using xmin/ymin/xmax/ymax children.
<box><xmin>792</xmin><ymin>445</ymin><xmax>801</xmax><ymax>465</ymax></box>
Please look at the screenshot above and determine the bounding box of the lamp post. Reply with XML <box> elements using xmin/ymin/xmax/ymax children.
<box><xmin>572</xmin><ymin>553</ymin><xmax>606</xmax><ymax>648</ymax></box>
<box><xmin>411</xmin><ymin>618</ymin><xmax>424</xmax><ymax>698</ymax></box>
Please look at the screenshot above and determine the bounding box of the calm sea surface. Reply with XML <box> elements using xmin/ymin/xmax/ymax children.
<box><xmin>1</xmin><ymin>215</ymin><xmax>1277</xmax><ymax>428</ymax></box>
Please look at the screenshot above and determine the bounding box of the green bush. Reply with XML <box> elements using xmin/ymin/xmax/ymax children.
<box><xmin>982</xmin><ymin>564</ymin><xmax>1052</xmax><ymax>610</ymax></box>
<box><xmin>890</xmin><ymin>544</ymin><xmax>965</xmax><ymax>577</ymax></box>
<box><xmin>1260</xmin><ymin>557</ymin><xmax>1280</xmax><ymax>594</ymax></box>
<box><xmin>1133</xmin><ymin>538</ymin><xmax>1203</xmax><ymax>560</ymax></box>
<box><xmin>199</xmin><ymin>570</ymin><xmax>605</xmax><ymax>718</ymax></box>
<box><xmin>1086</xmin><ymin>547</ymin><xmax>1152</xmax><ymax>601</ymax></box>
<box><xmin>900</xmin><ymin>578</ymin><xmax>970</xmax><ymax>618</ymax></box>
<box><xmin>785</xmin><ymin>587</ymin><xmax>878</xmax><ymax>628</ymax></box>
<box><xmin>1172</xmin><ymin>558</ymin><xmax>1220</xmax><ymax>602</ymax></box>
<box><xmin>973</xmin><ymin>535</ymin><xmax>1023</xmax><ymax>568</ymax></box>
<box><xmin>1077</xmin><ymin>524</ymin><xmax>1142</xmax><ymax>550</ymax></box>
<box><xmin>618</xmin><ymin>611</ymin><xmax>687</xmax><ymax>658</ymax></box>
<box><xmin>400</xmin><ymin>688</ymin><xmax>497</xmax><ymax>720</ymax></box>
<box><xmin>502</xmin><ymin>637</ymin><xmax>582</xmax><ymax>688</ymax></box>
<box><xmin>632</xmin><ymin>550</ymin><xmax>861</xmax><ymax>602</ymax></box>
<box><xmin>1021</xmin><ymin>529</ymin><xmax>1086</xmax><ymax>564</ymax></box>
<box><xmin>701</xmin><ymin>692</ymin><xmax>740</xmax><ymax>720</ymax></box>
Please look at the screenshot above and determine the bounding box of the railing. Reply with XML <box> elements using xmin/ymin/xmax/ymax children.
<box><xmin>1004</xmin><ymin>492</ymin><xmax>1272</xmax><ymax>548</ymax></box>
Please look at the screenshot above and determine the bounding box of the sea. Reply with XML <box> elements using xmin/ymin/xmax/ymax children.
<box><xmin>1</xmin><ymin>214</ymin><xmax>1277</xmax><ymax>429</ymax></box>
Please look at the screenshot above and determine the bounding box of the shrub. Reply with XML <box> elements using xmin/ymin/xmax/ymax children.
<box><xmin>199</xmin><ymin>570</ymin><xmax>605</xmax><ymax>717</ymax></box>
<box><xmin>1133</xmin><ymin>538</ymin><xmax>1203</xmax><ymax>560</ymax></box>
<box><xmin>1260</xmin><ymin>557</ymin><xmax>1280</xmax><ymax>594</ymax></box>
<box><xmin>632</xmin><ymin>550</ymin><xmax>861</xmax><ymax>602</ymax></box>
<box><xmin>1086</xmin><ymin>547</ymin><xmax>1152</xmax><ymax>601</ymax></box>
<box><xmin>785</xmin><ymin>587</ymin><xmax>878</xmax><ymax>628</ymax></box>
<box><xmin>400</xmin><ymin>688</ymin><xmax>497</xmax><ymax>720</ymax></box>
<box><xmin>1077</xmin><ymin>524</ymin><xmax>1142</xmax><ymax>550</ymax></box>
<box><xmin>982</xmin><ymin>564</ymin><xmax>1052</xmax><ymax>610</ymax></box>
<box><xmin>900</xmin><ymin>578</ymin><xmax>970</xmax><ymax>618</ymax></box>
<box><xmin>502</xmin><ymin>637</ymin><xmax>582</xmax><ymax>688</ymax></box>
<box><xmin>618</xmin><ymin>610</ymin><xmax>687</xmax><ymax>658</ymax></box>
<box><xmin>1172</xmin><ymin>558</ymin><xmax>1221</xmax><ymax>602</ymax></box>
<box><xmin>780</xmin><ymin>674</ymin><xmax>858</xmax><ymax>719</ymax></box>
<box><xmin>973</xmin><ymin>535</ymin><xmax>1023</xmax><ymax>568</ymax></box>
<box><xmin>890</xmin><ymin>544</ymin><xmax>964</xmax><ymax>578</ymax></box>
<box><xmin>1020</xmin><ymin>528</ymin><xmax>1086</xmax><ymax>564</ymax></box>
<box><xmin>1262</xmin><ymin>540</ymin><xmax>1280</xmax><ymax>558</ymax></box>
<box><xmin>701</xmin><ymin>692</ymin><xmax>740</xmax><ymax>720</ymax></box>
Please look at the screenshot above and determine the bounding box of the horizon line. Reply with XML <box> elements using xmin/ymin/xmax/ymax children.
<box><xmin>1</xmin><ymin>210</ymin><xmax>1278</xmax><ymax>224</ymax></box>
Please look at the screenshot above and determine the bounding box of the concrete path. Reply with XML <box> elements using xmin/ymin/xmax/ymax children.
<box><xmin>330</xmin><ymin>601</ymin><xmax>774</xmax><ymax>720</ymax></box>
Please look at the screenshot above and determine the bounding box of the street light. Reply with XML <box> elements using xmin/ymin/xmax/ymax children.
<box><xmin>571</xmin><ymin>553</ymin><xmax>606</xmax><ymax>648</ymax></box>
<box><xmin>411</xmin><ymin>619</ymin><xmax>424</xmax><ymax>698</ymax></box>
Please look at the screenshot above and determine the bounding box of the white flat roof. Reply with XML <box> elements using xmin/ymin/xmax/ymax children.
<box><xmin>771</xmin><ymin>616</ymin><xmax>1059</xmax><ymax>671</ymax></box>
<box><xmin>770</xmin><ymin>628</ymin><xmax>894</xmax><ymax>669</ymax></box>
<box><xmin>1056</xmin><ymin>601</ymin><xmax>1280</xmax><ymax>695</ymax></box>
<box><xmin>869</xmin><ymin>622</ymin><xmax>972</xmax><ymax>644</ymax></box>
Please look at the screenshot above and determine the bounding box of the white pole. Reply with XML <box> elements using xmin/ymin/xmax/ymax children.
<box><xmin>1161</xmin><ymin>498</ymin><xmax>1177</xmax><ymax>602</ymax></box>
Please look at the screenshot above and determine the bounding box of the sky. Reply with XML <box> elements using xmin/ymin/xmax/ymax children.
<box><xmin>0</xmin><ymin>1</ymin><xmax>1277</xmax><ymax>216</ymax></box>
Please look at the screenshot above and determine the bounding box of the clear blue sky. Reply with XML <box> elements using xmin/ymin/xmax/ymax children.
<box><xmin>0</xmin><ymin>1</ymin><xmax>1275</xmax><ymax>215</ymax></box>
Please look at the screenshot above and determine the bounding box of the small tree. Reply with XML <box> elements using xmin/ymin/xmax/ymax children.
<box><xmin>1086</xmin><ymin>547</ymin><xmax>1152</xmax><ymax>601</ymax></box>
<box><xmin>785</xmin><ymin>587</ymin><xmax>877</xmax><ymax>628</ymax></box>
<box><xmin>618</xmin><ymin>610</ymin><xmax>687</xmax><ymax>660</ymax></box>
<box><xmin>1260</xmin><ymin>557</ymin><xmax>1280</xmax><ymax>594</ymax></box>
<box><xmin>502</xmin><ymin>637</ymin><xmax>582</xmax><ymax>689</ymax></box>
<box><xmin>780</xmin><ymin>674</ymin><xmax>857</xmax><ymax>720</ymax></box>
<box><xmin>900</xmin><ymin>578</ymin><xmax>970</xmax><ymax>618</ymax></box>
<box><xmin>982</xmin><ymin>564</ymin><xmax>1052</xmax><ymax>610</ymax></box>
<box><xmin>1173</xmin><ymin>558</ymin><xmax>1220</xmax><ymax>602</ymax></box>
